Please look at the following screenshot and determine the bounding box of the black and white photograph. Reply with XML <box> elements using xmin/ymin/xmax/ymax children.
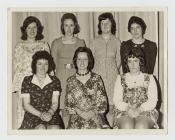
<box><xmin>7</xmin><ymin>7</ymin><xmax>167</xmax><ymax>134</ymax></box>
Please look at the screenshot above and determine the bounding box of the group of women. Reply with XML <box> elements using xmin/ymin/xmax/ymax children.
<box><xmin>12</xmin><ymin>12</ymin><xmax>159</xmax><ymax>130</ymax></box>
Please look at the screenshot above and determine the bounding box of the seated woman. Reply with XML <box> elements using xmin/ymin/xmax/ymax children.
<box><xmin>19</xmin><ymin>51</ymin><xmax>64</xmax><ymax>129</ymax></box>
<box><xmin>113</xmin><ymin>47</ymin><xmax>159</xmax><ymax>129</ymax></box>
<box><xmin>65</xmin><ymin>47</ymin><xmax>108</xmax><ymax>129</ymax></box>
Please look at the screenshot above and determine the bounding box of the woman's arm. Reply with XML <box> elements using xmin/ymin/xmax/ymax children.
<box><xmin>48</xmin><ymin>91</ymin><xmax>60</xmax><ymax>115</ymax></box>
<box><xmin>51</xmin><ymin>40</ymin><xmax>58</xmax><ymax>69</ymax></box>
<box><xmin>64</xmin><ymin>81</ymin><xmax>76</xmax><ymax>114</ymax></box>
<box><xmin>139</xmin><ymin>75</ymin><xmax>158</xmax><ymax>111</ymax></box>
<box><xmin>95</xmin><ymin>76</ymin><xmax>108</xmax><ymax>114</ymax></box>
<box><xmin>13</xmin><ymin>43</ymin><xmax>24</xmax><ymax>92</ymax></box>
<box><xmin>115</xmin><ymin>40</ymin><xmax>121</xmax><ymax>73</ymax></box>
<box><xmin>43</xmin><ymin>41</ymin><xmax>51</xmax><ymax>54</ymax></box>
<box><xmin>22</xmin><ymin>94</ymin><xmax>41</xmax><ymax>117</ymax></box>
<box><xmin>113</xmin><ymin>75</ymin><xmax>129</xmax><ymax>111</ymax></box>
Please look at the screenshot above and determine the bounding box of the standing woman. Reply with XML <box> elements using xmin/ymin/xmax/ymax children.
<box><xmin>13</xmin><ymin>16</ymin><xmax>50</xmax><ymax>128</ymax></box>
<box><xmin>90</xmin><ymin>12</ymin><xmax>121</xmax><ymax>126</ymax></box>
<box><xmin>120</xmin><ymin>16</ymin><xmax>157</xmax><ymax>74</ymax></box>
<box><xmin>51</xmin><ymin>13</ymin><xmax>86</xmax><ymax>126</ymax></box>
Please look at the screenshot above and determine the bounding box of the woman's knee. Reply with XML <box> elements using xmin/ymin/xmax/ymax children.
<box><xmin>135</xmin><ymin>117</ymin><xmax>154</xmax><ymax>129</ymax></box>
<box><xmin>47</xmin><ymin>125</ymin><xmax>61</xmax><ymax>129</ymax></box>
<box><xmin>35</xmin><ymin>124</ymin><xmax>46</xmax><ymax>129</ymax></box>
<box><xmin>117</xmin><ymin>116</ymin><xmax>134</xmax><ymax>129</ymax></box>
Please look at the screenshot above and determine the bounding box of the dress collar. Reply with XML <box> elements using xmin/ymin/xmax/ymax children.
<box><xmin>31</xmin><ymin>74</ymin><xmax>52</xmax><ymax>89</ymax></box>
<box><xmin>98</xmin><ymin>34</ymin><xmax>115</xmax><ymax>41</ymax></box>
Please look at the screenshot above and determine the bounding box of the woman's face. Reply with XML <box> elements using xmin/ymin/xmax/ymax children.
<box><xmin>127</xmin><ymin>57</ymin><xmax>140</xmax><ymax>74</ymax></box>
<box><xmin>101</xmin><ymin>18</ymin><xmax>112</xmax><ymax>34</ymax></box>
<box><xmin>77</xmin><ymin>52</ymin><xmax>89</xmax><ymax>71</ymax></box>
<box><xmin>130</xmin><ymin>23</ymin><xmax>143</xmax><ymax>39</ymax></box>
<box><xmin>36</xmin><ymin>59</ymin><xmax>49</xmax><ymax>75</ymax></box>
<box><xmin>26</xmin><ymin>22</ymin><xmax>37</xmax><ymax>40</ymax></box>
<box><xmin>63</xmin><ymin>18</ymin><xmax>75</xmax><ymax>36</ymax></box>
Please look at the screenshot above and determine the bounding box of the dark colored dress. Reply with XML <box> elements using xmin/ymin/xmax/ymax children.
<box><xmin>19</xmin><ymin>75</ymin><xmax>64</xmax><ymax>129</ymax></box>
<box><xmin>65</xmin><ymin>72</ymin><xmax>108</xmax><ymax>129</ymax></box>
<box><xmin>120</xmin><ymin>39</ymin><xmax>157</xmax><ymax>74</ymax></box>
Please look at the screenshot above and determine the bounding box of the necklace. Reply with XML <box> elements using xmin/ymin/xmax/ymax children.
<box><xmin>76</xmin><ymin>71</ymin><xmax>90</xmax><ymax>76</ymax></box>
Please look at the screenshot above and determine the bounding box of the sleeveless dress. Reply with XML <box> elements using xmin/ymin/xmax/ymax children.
<box><xmin>113</xmin><ymin>73</ymin><xmax>159</xmax><ymax>128</ymax></box>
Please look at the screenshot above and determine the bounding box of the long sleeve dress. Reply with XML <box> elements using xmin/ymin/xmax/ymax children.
<box><xmin>90</xmin><ymin>35</ymin><xmax>121</xmax><ymax>106</ymax></box>
<box><xmin>13</xmin><ymin>40</ymin><xmax>50</xmax><ymax>128</ymax></box>
<box><xmin>51</xmin><ymin>37</ymin><xmax>86</xmax><ymax>109</ymax></box>
<box><xmin>65</xmin><ymin>72</ymin><xmax>108</xmax><ymax>129</ymax></box>
<box><xmin>120</xmin><ymin>39</ymin><xmax>157</xmax><ymax>74</ymax></box>
<box><xmin>113</xmin><ymin>72</ymin><xmax>159</xmax><ymax>128</ymax></box>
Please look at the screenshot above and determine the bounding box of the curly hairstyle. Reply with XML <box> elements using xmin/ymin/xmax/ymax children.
<box><xmin>73</xmin><ymin>47</ymin><xmax>94</xmax><ymax>72</ymax></box>
<box><xmin>98</xmin><ymin>12</ymin><xmax>116</xmax><ymax>35</ymax></box>
<box><xmin>31</xmin><ymin>50</ymin><xmax>56</xmax><ymax>74</ymax></box>
<box><xmin>20</xmin><ymin>16</ymin><xmax>44</xmax><ymax>40</ymax></box>
<box><xmin>61</xmin><ymin>13</ymin><xmax>80</xmax><ymax>35</ymax></box>
<box><xmin>123</xmin><ymin>47</ymin><xmax>147</xmax><ymax>73</ymax></box>
<box><xmin>128</xmin><ymin>16</ymin><xmax>147</xmax><ymax>35</ymax></box>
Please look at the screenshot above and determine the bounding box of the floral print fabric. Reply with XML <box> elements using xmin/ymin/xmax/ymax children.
<box><xmin>20</xmin><ymin>75</ymin><xmax>63</xmax><ymax>129</ymax></box>
<box><xmin>65</xmin><ymin>72</ymin><xmax>108</xmax><ymax>129</ymax></box>
<box><xmin>113</xmin><ymin>73</ymin><xmax>159</xmax><ymax>128</ymax></box>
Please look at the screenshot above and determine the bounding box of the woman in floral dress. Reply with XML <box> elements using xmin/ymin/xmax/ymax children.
<box><xmin>13</xmin><ymin>16</ymin><xmax>50</xmax><ymax>128</ymax></box>
<box><xmin>65</xmin><ymin>47</ymin><xmax>108</xmax><ymax>129</ymax></box>
<box><xmin>19</xmin><ymin>51</ymin><xmax>64</xmax><ymax>129</ymax></box>
<box><xmin>113</xmin><ymin>47</ymin><xmax>159</xmax><ymax>129</ymax></box>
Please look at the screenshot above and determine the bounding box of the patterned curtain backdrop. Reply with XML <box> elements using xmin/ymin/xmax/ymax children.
<box><xmin>12</xmin><ymin>11</ymin><xmax>163</xmax><ymax>129</ymax></box>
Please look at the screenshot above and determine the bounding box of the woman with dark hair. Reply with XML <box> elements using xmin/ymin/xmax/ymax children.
<box><xmin>51</xmin><ymin>13</ymin><xmax>86</xmax><ymax>118</ymax></box>
<box><xmin>19</xmin><ymin>51</ymin><xmax>64</xmax><ymax>129</ymax></box>
<box><xmin>121</xmin><ymin>16</ymin><xmax>157</xmax><ymax>74</ymax></box>
<box><xmin>65</xmin><ymin>47</ymin><xmax>108</xmax><ymax>129</ymax></box>
<box><xmin>90</xmin><ymin>12</ymin><xmax>121</xmax><ymax>127</ymax></box>
<box><xmin>113</xmin><ymin>47</ymin><xmax>159</xmax><ymax>129</ymax></box>
<box><xmin>13</xmin><ymin>16</ymin><xmax>50</xmax><ymax>128</ymax></box>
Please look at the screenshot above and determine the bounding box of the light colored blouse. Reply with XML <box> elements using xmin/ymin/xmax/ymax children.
<box><xmin>113</xmin><ymin>72</ymin><xmax>158</xmax><ymax>112</ymax></box>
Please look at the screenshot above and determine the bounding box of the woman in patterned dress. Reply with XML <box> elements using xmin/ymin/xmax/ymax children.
<box><xmin>90</xmin><ymin>12</ymin><xmax>121</xmax><ymax>127</ymax></box>
<box><xmin>120</xmin><ymin>16</ymin><xmax>157</xmax><ymax>74</ymax></box>
<box><xmin>65</xmin><ymin>47</ymin><xmax>108</xmax><ymax>129</ymax></box>
<box><xmin>19</xmin><ymin>51</ymin><xmax>64</xmax><ymax>129</ymax></box>
<box><xmin>51</xmin><ymin>13</ymin><xmax>86</xmax><ymax>127</ymax></box>
<box><xmin>13</xmin><ymin>16</ymin><xmax>50</xmax><ymax>128</ymax></box>
<box><xmin>113</xmin><ymin>47</ymin><xmax>159</xmax><ymax>129</ymax></box>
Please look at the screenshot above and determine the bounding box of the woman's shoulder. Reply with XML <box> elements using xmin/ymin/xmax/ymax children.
<box><xmin>51</xmin><ymin>37</ymin><xmax>62</xmax><ymax>44</ymax></box>
<box><xmin>144</xmin><ymin>39</ymin><xmax>157</xmax><ymax>48</ymax></box>
<box><xmin>23</xmin><ymin>75</ymin><xmax>33</xmax><ymax>82</ymax></box>
<box><xmin>76</xmin><ymin>37</ymin><xmax>86</xmax><ymax>45</ymax></box>
<box><xmin>91</xmin><ymin>72</ymin><xmax>103</xmax><ymax>81</ymax></box>
<box><xmin>121</xmin><ymin>39</ymin><xmax>132</xmax><ymax>46</ymax></box>
<box><xmin>66</xmin><ymin>74</ymin><xmax>76</xmax><ymax>83</ymax></box>
<box><xmin>48</xmin><ymin>75</ymin><xmax>61</xmax><ymax>82</ymax></box>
